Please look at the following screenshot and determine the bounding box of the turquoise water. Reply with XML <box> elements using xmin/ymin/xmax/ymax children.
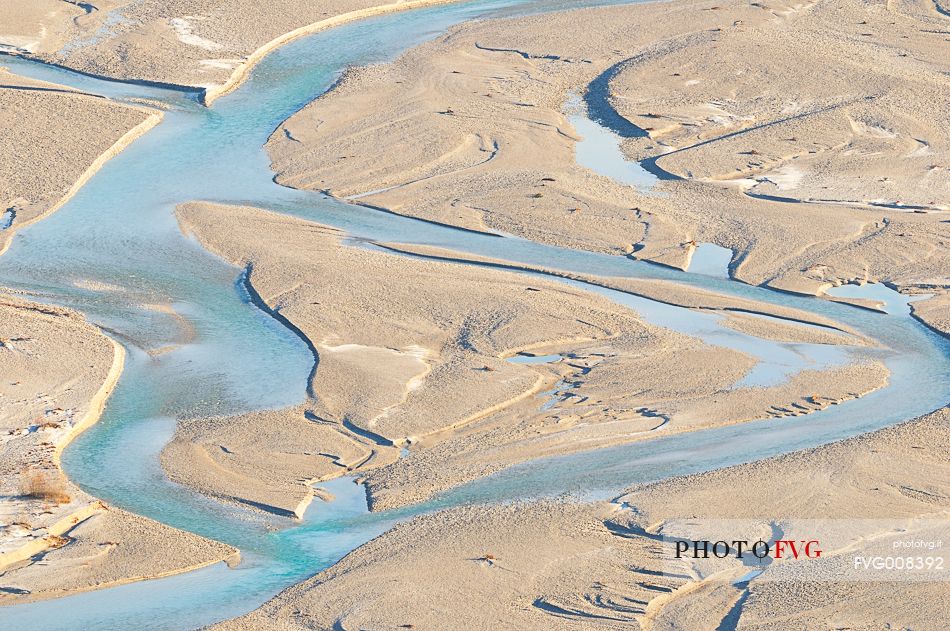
<box><xmin>1</xmin><ymin>0</ymin><xmax>948</xmax><ymax>628</ymax></box>
<box><xmin>566</xmin><ymin>277</ymin><xmax>856</xmax><ymax>388</ymax></box>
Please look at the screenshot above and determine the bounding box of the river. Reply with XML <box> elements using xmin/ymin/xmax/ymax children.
<box><xmin>1</xmin><ymin>0</ymin><xmax>948</xmax><ymax>628</ymax></box>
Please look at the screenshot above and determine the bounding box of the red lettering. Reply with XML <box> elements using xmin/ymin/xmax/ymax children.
<box><xmin>774</xmin><ymin>540</ymin><xmax>802</xmax><ymax>559</ymax></box>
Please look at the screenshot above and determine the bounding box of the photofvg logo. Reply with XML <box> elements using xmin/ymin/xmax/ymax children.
<box><xmin>675</xmin><ymin>538</ymin><xmax>822</xmax><ymax>561</ymax></box>
<box><xmin>659</xmin><ymin>519</ymin><xmax>949</xmax><ymax>583</ymax></box>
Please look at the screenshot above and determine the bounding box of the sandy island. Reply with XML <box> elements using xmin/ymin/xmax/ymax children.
<box><xmin>0</xmin><ymin>61</ymin><xmax>239</xmax><ymax>604</ymax></box>
<box><xmin>0</xmin><ymin>0</ymin><xmax>468</xmax><ymax>103</ymax></box>
<box><xmin>162</xmin><ymin>201</ymin><xmax>887</xmax><ymax>516</ymax></box>
<box><xmin>0</xmin><ymin>0</ymin><xmax>946</xmax><ymax>623</ymax></box>
<box><xmin>196</xmin><ymin>0</ymin><xmax>947</xmax><ymax>627</ymax></box>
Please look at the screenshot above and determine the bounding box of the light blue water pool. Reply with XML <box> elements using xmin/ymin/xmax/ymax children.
<box><xmin>569</xmin><ymin>104</ymin><xmax>659</xmax><ymax>190</ymax></box>
<box><xmin>1</xmin><ymin>0</ymin><xmax>947</xmax><ymax>628</ymax></box>
<box><xmin>507</xmin><ymin>353</ymin><xmax>563</xmax><ymax>364</ymax></box>
<box><xmin>688</xmin><ymin>242</ymin><xmax>733</xmax><ymax>278</ymax></box>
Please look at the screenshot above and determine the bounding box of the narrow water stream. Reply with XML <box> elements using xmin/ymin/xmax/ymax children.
<box><xmin>2</xmin><ymin>0</ymin><xmax>948</xmax><ymax>628</ymax></box>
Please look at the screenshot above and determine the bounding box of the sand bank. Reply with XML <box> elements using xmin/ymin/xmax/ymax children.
<box><xmin>0</xmin><ymin>68</ymin><xmax>161</xmax><ymax>255</ymax></box>
<box><xmin>911</xmin><ymin>292</ymin><xmax>950</xmax><ymax>338</ymax></box>
<box><xmin>376</xmin><ymin>241</ymin><xmax>870</xmax><ymax>343</ymax></box>
<box><xmin>175</xmin><ymin>201</ymin><xmax>664</xmax><ymax>443</ymax></box>
<box><xmin>265</xmin><ymin>0</ymin><xmax>948</xmax><ymax>319</ymax></box>
<box><xmin>609</xmin><ymin>0</ymin><xmax>949</xmax><ymax>212</ymax></box>
<box><xmin>1</xmin><ymin>0</ymin><xmax>465</xmax><ymax>103</ymax></box>
<box><xmin>212</xmin><ymin>406</ymin><xmax>949</xmax><ymax>630</ymax></box>
<box><xmin>165</xmin><ymin>202</ymin><xmax>885</xmax><ymax>515</ymax></box>
<box><xmin>361</xmin><ymin>357</ymin><xmax>887</xmax><ymax>511</ymax></box>
<box><xmin>161</xmin><ymin>405</ymin><xmax>383</xmax><ymax>518</ymax></box>
<box><xmin>0</xmin><ymin>295</ymin><xmax>236</xmax><ymax>603</ymax></box>
<box><xmin>202</xmin><ymin>0</ymin><xmax>464</xmax><ymax>105</ymax></box>
<box><xmin>0</xmin><ymin>1</ymin><xmax>87</xmax><ymax>55</ymax></box>
<box><xmin>166</xmin><ymin>200</ymin><xmax>693</xmax><ymax>513</ymax></box>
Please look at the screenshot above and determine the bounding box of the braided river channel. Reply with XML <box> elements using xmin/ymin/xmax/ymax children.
<box><xmin>2</xmin><ymin>0</ymin><xmax>948</xmax><ymax>628</ymax></box>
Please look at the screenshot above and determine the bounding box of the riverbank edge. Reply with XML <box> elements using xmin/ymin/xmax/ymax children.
<box><xmin>201</xmin><ymin>0</ymin><xmax>465</xmax><ymax>106</ymax></box>
<box><xmin>208</xmin><ymin>404</ymin><xmax>950</xmax><ymax>630</ymax></box>
<box><xmin>168</xmin><ymin>203</ymin><xmax>892</xmax><ymax>517</ymax></box>
<box><xmin>3</xmin><ymin>0</ymin><xmax>466</xmax><ymax>109</ymax></box>
<box><xmin>0</xmin><ymin>105</ymin><xmax>163</xmax><ymax>257</ymax></box>
<box><xmin>0</xmin><ymin>305</ymin><xmax>124</xmax><ymax>574</ymax></box>
<box><xmin>0</xmin><ymin>0</ymin><xmax>470</xmax><ymax>599</ymax></box>
<box><xmin>0</xmin><ymin>311</ymin><xmax>241</xmax><ymax>602</ymax></box>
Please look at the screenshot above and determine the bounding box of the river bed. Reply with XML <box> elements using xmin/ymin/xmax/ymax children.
<box><xmin>1</xmin><ymin>0</ymin><xmax>948</xmax><ymax>628</ymax></box>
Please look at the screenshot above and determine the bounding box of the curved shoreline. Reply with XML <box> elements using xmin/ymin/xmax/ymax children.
<box><xmin>370</xmin><ymin>242</ymin><xmax>866</xmax><ymax>338</ymax></box>
<box><xmin>54</xmin><ymin>336</ymin><xmax>127</xmax><ymax>462</ymax></box>
<box><xmin>3</xmin><ymin>1</ymin><xmax>467</xmax><ymax>109</ymax></box>
<box><xmin>166</xmin><ymin>203</ymin><xmax>895</xmax><ymax>517</ymax></box>
<box><xmin>0</xmin><ymin>313</ymin><xmax>124</xmax><ymax>574</ymax></box>
<box><xmin>0</xmin><ymin>0</ymin><xmax>478</xmax><ymax>604</ymax></box>
<box><xmin>0</xmin><ymin>106</ymin><xmax>163</xmax><ymax>257</ymax></box>
<box><xmin>202</xmin><ymin>0</ymin><xmax>463</xmax><ymax>106</ymax></box>
<box><xmin>239</xmin><ymin>264</ymin><xmax>320</xmax><ymax>399</ymax></box>
<box><xmin>0</xmin><ymin>314</ymin><xmax>241</xmax><ymax>600</ymax></box>
<box><xmin>8</xmin><ymin>551</ymin><xmax>240</xmax><ymax>606</ymax></box>
<box><xmin>0</xmin><ymin>52</ymin><xmax>204</xmax><ymax>98</ymax></box>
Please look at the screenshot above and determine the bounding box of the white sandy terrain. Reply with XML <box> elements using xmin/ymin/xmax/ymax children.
<box><xmin>0</xmin><ymin>0</ymin><xmax>465</xmax><ymax>100</ymax></box>
<box><xmin>0</xmin><ymin>0</ymin><xmax>86</xmax><ymax>55</ymax></box>
<box><xmin>194</xmin><ymin>2</ymin><xmax>948</xmax><ymax>625</ymax></box>
<box><xmin>163</xmin><ymin>201</ymin><xmax>886</xmax><ymax>516</ymax></box>
<box><xmin>161</xmin><ymin>405</ymin><xmax>382</xmax><ymax>518</ymax></box>
<box><xmin>379</xmin><ymin>242</ymin><xmax>871</xmax><ymax>343</ymax></box>
<box><xmin>1</xmin><ymin>0</ymin><xmax>945</xmax><ymax>616</ymax></box>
